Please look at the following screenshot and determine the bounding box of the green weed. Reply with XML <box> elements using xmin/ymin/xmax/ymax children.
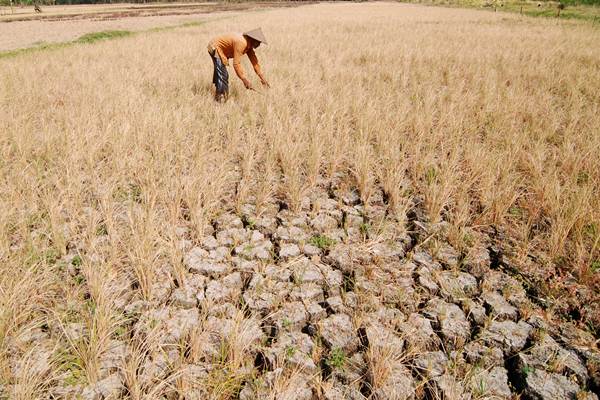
<box><xmin>508</xmin><ymin>206</ymin><xmax>524</xmax><ymax>217</ymax></box>
<box><xmin>359</xmin><ymin>222</ymin><xmax>371</xmax><ymax>238</ymax></box>
<box><xmin>309</xmin><ymin>235</ymin><xmax>336</xmax><ymax>250</ymax></box>
<box><xmin>71</xmin><ymin>255</ymin><xmax>82</xmax><ymax>267</ymax></box>
<box><xmin>75</xmin><ymin>30</ymin><xmax>133</xmax><ymax>44</ymax></box>
<box><xmin>425</xmin><ymin>166</ymin><xmax>438</xmax><ymax>185</ymax></box>
<box><xmin>96</xmin><ymin>223</ymin><xmax>108</xmax><ymax>236</ymax></box>
<box><xmin>285</xmin><ymin>346</ymin><xmax>296</xmax><ymax>358</ymax></box>
<box><xmin>326</xmin><ymin>348</ymin><xmax>346</xmax><ymax>370</ymax></box>
<box><xmin>522</xmin><ymin>365</ymin><xmax>534</xmax><ymax>377</ymax></box>
<box><xmin>577</xmin><ymin>171</ymin><xmax>590</xmax><ymax>185</ymax></box>
<box><xmin>584</xmin><ymin>223</ymin><xmax>598</xmax><ymax>239</ymax></box>
<box><xmin>56</xmin><ymin>348</ymin><xmax>85</xmax><ymax>386</ymax></box>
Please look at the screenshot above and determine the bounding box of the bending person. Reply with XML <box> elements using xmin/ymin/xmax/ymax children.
<box><xmin>207</xmin><ymin>28</ymin><xmax>270</xmax><ymax>102</ymax></box>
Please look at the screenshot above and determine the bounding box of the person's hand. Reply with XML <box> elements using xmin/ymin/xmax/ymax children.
<box><xmin>261</xmin><ymin>79</ymin><xmax>271</xmax><ymax>88</ymax></box>
<box><xmin>243</xmin><ymin>79</ymin><xmax>253</xmax><ymax>90</ymax></box>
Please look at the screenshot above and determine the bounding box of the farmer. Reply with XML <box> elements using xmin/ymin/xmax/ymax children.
<box><xmin>207</xmin><ymin>28</ymin><xmax>270</xmax><ymax>102</ymax></box>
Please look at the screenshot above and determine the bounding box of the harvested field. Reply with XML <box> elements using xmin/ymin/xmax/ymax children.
<box><xmin>0</xmin><ymin>2</ymin><xmax>293</xmax><ymax>21</ymax></box>
<box><xmin>0</xmin><ymin>13</ymin><xmax>223</xmax><ymax>52</ymax></box>
<box><xmin>0</xmin><ymin>2</ymin><xmax>304</xmax><ymax>52</ymax></box>
<box><xmin>0</xmin><ymin>3</ymin><xmax>214</xmax><ymax>20</ymax></box>
<box><xmin>0</xmin><ymin>2</ymin><xmax>599</xmax><ymax>399</ymax></box>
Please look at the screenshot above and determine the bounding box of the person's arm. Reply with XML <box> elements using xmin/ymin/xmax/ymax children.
<box><xmin>232</xmin><ymin>44</ymin><xmax>252</xmax><ymax>89</ymax></box>
<box><xmin>247</xmin><ymin>48</ymin><xmax>269</xmax><ymax>87</ymax></box>
<box><xmin>217</xmin><ymin>48</ymin><xmax>229</xmax><ymax>66</ymax></box>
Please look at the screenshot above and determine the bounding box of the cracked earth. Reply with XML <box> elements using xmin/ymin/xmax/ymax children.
<box><xmin>3</xmin><ymin>176</ymin><xmax>599</xmax><ymax>399</ymax></box>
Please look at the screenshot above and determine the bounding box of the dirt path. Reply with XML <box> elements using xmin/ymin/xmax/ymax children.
<box><xmin>0</xmin><ymin>12</ymin><xmax>220</xmax><ymax>52</ymax></box>
<box><xmin>0</xmin><ymin>2</ymin><xmax>301</xmax><ymax>52</ymax></box>
<box><xmin>0</xmin><ymin>2</ymin><xmax>275</xmax><ymax>21</ymax></box>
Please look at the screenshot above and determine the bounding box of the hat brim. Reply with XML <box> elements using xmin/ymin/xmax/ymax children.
<box><xmin>243</xmin><ymin>29</ymin><xmax>268</xmax><ymax>45</ymax></box>
<box><xmin>245</xmin><ymin>35</ymin><xmax>267</xmax><ymax>45</ymax></box>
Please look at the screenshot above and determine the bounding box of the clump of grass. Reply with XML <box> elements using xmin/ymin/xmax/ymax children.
<box><xmin>281</xmin><ymin>318</ymin><xmax>292</xmax><ymax>329</ymax></box>
<box><xmin>359</xmin><ymin>222</ymin><xmax>371</xmax><ymax>238</ymax></box>
<box><xmin>56</xmin><ymin>348</ymin><xmax>85</xmax><ymax>386</ymax></box>
<box><xmin>75</xmin><ymin>30</ymin><xmax>133</xmax><ymax>44</ymax></box>
<box><xmin>309</xmin><ymin>235</ymin><xmax>336</xmax><ymax>250</ymax></box>
<box><xmin>0</xmin><ymin>42</ymin><xmax>67</xmax><ymax>59</ymax></box>
<box><xmin>522</xmin><ymin>365</ymin><xmax>535</xmax><ymax>377</ymax></box>
<box><xmin>71</xmin><ymin>255</ymin><xmax>82</xmax><ymax>267</ymax></box>
<box><xmin>285</xmin><ymin>346</ymin><xmax>296</xmax><ymax>359</ymax></box>
<box><xmin>326</xmin><ymin>348</ymin><xmax>346</xmax><ymax>370</ymax></box>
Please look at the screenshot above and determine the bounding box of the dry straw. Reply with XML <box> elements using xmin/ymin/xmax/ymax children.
<box><xmin>0</xmin><ymin>2</ymin><xmax>599</xmax><ymax>397</ymax></box>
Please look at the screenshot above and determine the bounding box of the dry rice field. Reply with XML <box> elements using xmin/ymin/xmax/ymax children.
<box><xmin>0</xmin><ymin>2</ymin><xmax>599</xmax><ymax>399</ymax></box>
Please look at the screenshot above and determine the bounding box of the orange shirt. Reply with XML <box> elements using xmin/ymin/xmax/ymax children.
<box><xmin>208</xmin><ymin>33</ymin><xmax>265</xmax><ymax>83</ymax></box>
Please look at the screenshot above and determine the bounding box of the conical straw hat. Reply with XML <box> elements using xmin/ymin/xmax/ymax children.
<box><xmin>243</xmin><ymin>28</ymin><xmax>268</xmax><ymax>45</ymax></box>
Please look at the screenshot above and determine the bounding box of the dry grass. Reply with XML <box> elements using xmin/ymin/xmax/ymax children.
<box><xmin>0</xmin><ymin>1</ymin><xmax>599</xmax><ymax>397</ymax></box>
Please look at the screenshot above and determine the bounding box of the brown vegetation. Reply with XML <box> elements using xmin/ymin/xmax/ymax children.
<box><xmin>0</xmin><ymin>2</ymin><xmax>599</xmax><ymax>398</ymax></box>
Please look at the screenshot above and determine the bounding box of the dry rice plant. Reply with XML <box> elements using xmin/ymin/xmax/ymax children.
<box><xmin>0</xmin><ymin>1</ymin><xmax>599</xmax><ymax>397</ymax></box>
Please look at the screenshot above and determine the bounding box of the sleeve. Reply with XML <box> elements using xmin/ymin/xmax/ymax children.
<box><xmin>232</xmin><ymin>42</ymin><xmax>248</xmax><ymax>82</ymax></box>
<box><xmin>217</xmin><ymin>48</ymin><xmax>229</xmax><ymax>66</ymax></box>
<box><xmin>246</xmin><ymin>48</ymin><xmax>265</xmax><ymax>82</ymax></box>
